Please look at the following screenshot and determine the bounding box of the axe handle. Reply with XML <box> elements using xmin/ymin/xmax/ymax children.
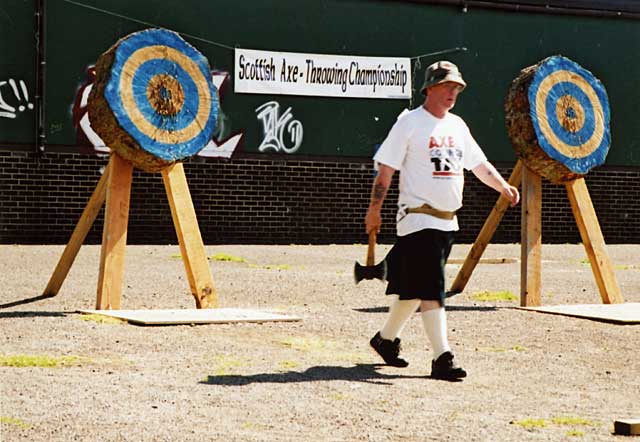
<box><xmin>366</xmin><ymin>231</ymin><xmax>377</xmax><ymax>266</ymax></box>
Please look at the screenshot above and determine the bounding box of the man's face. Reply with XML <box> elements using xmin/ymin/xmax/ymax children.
<box><xmin>427</xmin><ymin>82</ymin><xmax>464</xmax><ymax>111</ymax></box>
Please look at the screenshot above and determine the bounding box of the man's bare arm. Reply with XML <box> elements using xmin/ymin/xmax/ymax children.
<box><xmin>365</xmin><ymin>164</ymin><xmax>396</xmax><ymax>234</ymax></box>
<box><xmin>471</xmin><ymin>161</ymin><xmax>520</xmax><ymax>207</ymax></box>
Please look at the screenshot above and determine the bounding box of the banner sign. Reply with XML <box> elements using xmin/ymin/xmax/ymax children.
<box><xmin>234</xmin><ymin>48</ymin><xmax>411</xmax><ymax>99</ymax></box>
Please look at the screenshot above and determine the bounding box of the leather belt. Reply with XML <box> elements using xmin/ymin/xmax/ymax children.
<box><xmin>405</xmin><ymin>203</ymin><xmax>456</xmax><ymax>220</ymax></box>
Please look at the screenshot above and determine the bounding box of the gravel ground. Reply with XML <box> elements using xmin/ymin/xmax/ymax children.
<box><xmin>1</xmin><ymin>243</ymin><xmax>639</xmax><ymax>441</ymax></box>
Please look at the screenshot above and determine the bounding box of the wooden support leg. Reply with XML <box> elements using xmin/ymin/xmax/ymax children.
<box><xmin>43</xmin><ymin>162</ymin><xmax>110</xmax><ymax>297</ymax></box>
<box><xmin>520</xmin><ymin>166</ymin><xmax>542</xmax><ymax>307</ymax></box>
<box><xmin>96</xmin><ymin>154</ymin><xmax>133</xmax><ymax>310</ymax></box>
<box><xmin>162</xmin><ymin>163</ymin><xmax>217</xmax><ymax>308</ymax></box>
<box><xmin>450</xmin><ymin>161</ymin><xmax>522</xmax><ymax>294</ymax></box>
<box><xmin>565</xmin><ymin>178</ymin><xmax>623</xmax><ymax>304</ymax></box>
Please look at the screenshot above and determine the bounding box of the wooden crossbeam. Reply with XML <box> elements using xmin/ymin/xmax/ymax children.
<box><xmin>43</xmin><ymin>162</ymin><xmax>110</xmax><ymax>297</ymax></box>
<box><xmin>565</xmin><ymin>178</ymin><xmax>623</xmax><ymax>304</ymax></box>
<box><xmin>162</xmin><ymin>163</ymin><xmax>217</xmax><ymax>308</ymax></box>
<box><xmin>96</xmin><ymin>154</ymin><xmax>133</xmax><ymax>310</ymax></box>
<box><xmin>449</xmin><ymin>161</ymin><xmax>522</xmax><ymax>294</ymax></box>
<box><xmin>520</xmin><ymin>165</ymin><xmax>542</xmax><ymax>307</ymax></box>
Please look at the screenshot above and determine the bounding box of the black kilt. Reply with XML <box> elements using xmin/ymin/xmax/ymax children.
<box><xmin>384</xmin><ymin>228</ymin><xmax>454</xmax><ymax>304</ymax></box>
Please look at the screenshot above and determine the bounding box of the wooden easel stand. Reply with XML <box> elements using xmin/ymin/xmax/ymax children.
<box><xmin>43</xmin><ymin>153</ymin><xmax>217</xmax><ymax>309</ymax></box>
<box><xmin>450</xmin><ymin>159</ymin><xmax>623</xmax><ymax>306</ymax></box>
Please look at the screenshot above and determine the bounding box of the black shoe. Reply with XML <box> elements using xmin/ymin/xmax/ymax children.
<box><xmin>431</xmin><ymin>351</ymin><xmax>467</xmax><ymax>380</ymax></box>
<box><xmin>369</xmin><ymin>332</ymin><xmax>409</xmax><ymax>367</ymax></box>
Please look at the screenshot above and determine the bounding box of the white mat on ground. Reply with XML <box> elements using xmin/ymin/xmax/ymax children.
<box><xmin>77</xmin><ymin>308</ymin><xmax>302</xmax><ymax>325</ymax></box>
<box><xmin>519</xmin><ymin>303</ymin><xmax>640</xmax><ymax>324</ymax></box>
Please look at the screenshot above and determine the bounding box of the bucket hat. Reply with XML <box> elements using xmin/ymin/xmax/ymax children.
<box><xmin>421</xmin><ymin>61</ymin><xmax>466</xmax><ymax>94</ymax></box>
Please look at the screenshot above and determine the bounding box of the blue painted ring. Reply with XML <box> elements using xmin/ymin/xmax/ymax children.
<box><xmin>527</xmin><ymin>56</ymin><xmax>610</xmax><ymax>175</ymax></box>
<box><xmin>104</xmin><ymin>28</ymin><xmax>218</xmax><ymax>161</ymax></box>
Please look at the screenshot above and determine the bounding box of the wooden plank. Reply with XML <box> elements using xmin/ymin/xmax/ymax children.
<box><xmin>614</xmin><ymin>419</ymin><xmax>640</xmax><ymax>436</ymax></box>
<box><xmin>96</xmin><ymin>154</ymin><xmax>133</xmax><ymax>310</ymax></box>
<box><xmin>162</xmin><ymin>163</ymin><xmax>217</xmax><ymax>308</ymax></box>
<box><xmin>43</xmin><ymin>162</ymin><xmax>110</xmax><ymax>296</ymax></box>
<box><xmin>78</xmin><ymin>308</ymin><xmax>301</xmax><ymax>325</ymax></box>
<box><xmin>450</xmin><ymin>160</ymin><xmax>522</xmax><ymax>294</ymax></box>
<box><xmin>565</xmin><ymin>178</ymin><xmax>623</xmax><ymax>304</ymax></box>
<box><xmin>520</xmin><ymin>166</ymin><xmax>542</xmax><ymax>307</ymax></box>
<box><xmin>519</xmin><ymin>303</ymin><xmax>640</xmax><ymax>324</ymax></box>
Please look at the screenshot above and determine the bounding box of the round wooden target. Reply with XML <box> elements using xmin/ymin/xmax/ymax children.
<box><xmin>505</xmin><ymin>56</ymin><xmax>610</xmax><ymax>183</ymax></box>
<box><xmin>88</xmin><ymin>28</ymin><xmax>218</xmax><ymax>172</ymax></box>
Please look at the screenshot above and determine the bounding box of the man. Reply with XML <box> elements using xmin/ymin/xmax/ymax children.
<box><xmin>365</xmin><ymin>60</ymin><xmax>520</xmax><ymax>380</ymax></box>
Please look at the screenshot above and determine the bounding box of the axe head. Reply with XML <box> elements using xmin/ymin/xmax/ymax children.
<box><xmin>354</xmin><ymin>260</ymin><xmax>388</xmax><ymax>284</ymax></box>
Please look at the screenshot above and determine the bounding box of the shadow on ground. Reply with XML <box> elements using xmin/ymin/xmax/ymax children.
<box><xmin>354</xmin><ymin>305</ymin><xmax>498</xmax><ymax>313</ymax></box>
<box><xmin>0</xmin><ymin>310</ymin><xmax>67</xmax><ymax>318</ymax></box>
<box><xmin>0</xmin><ymin>294</ymin><xmax>57</xmax><ymax>310</ymax></box>
<box><xmin>200</xmin><ymin>363</ymin><xmax>462</xmax><ymax>386</ymax></box>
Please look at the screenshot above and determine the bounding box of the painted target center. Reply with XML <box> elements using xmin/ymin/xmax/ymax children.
<box><xmin>146</xmin><ymin>74</ymin><xmax>184</xmax><ymax>116</ymax></box>
<box><xmin>556</xmin><ymin>95</ymin><xmax>585</xmax><ymax>134</ymax></box>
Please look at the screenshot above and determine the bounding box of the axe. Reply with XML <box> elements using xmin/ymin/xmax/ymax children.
<box><xmin>354</xmin><ymin>231</ymin><xmax>387</xmax><ymax>284</ymax></box>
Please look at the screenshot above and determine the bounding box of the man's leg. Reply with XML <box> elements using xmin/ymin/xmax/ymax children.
<box><xmin>370</xmin><ymin>296</ymin><xmax>420</xmax><ymax>367</ymax></box>
<box><xmin>421</xmin><ymin>300</ymin><xmax>466</xmax><ymax>379</ymax></box>
<box><xmin>420</xmin><ymin>300</ymin><xmax>451</xmax><ymax>359</ymax></box>
<box><xmin>380</xmin><ymin>295</ymin><xmax>420</xmax><ymax>340</ymax></box>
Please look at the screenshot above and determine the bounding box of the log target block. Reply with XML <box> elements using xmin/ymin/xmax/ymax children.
<box><xmin>88</xmin><ymin>28</ymin><xmax>219</xmax><ymax>172</ymax></box>
<box><xmin>505</xmin><ymin>56</ymin><xmax>610</xmax><ymax>183</ymax></box>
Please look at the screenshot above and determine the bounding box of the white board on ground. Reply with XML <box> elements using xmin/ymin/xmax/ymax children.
<box><xmin>78</xmin><ymin>308</ymin><xmax>302</xmax><ymax>325</ymax></box>
<box><xmin>519</xmin><ymin>302</ymin><xmax>640</xmax><ymax>324</ymax></box>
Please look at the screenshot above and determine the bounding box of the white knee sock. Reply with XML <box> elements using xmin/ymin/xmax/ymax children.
<box><xmin>380</xmin><ymin>296</ymin><xmax>420</xmax><ymax>340</ymax></box>
<box><xmin>421</xmin><ymin>307</ymin><xmax>451</xmax><ymax>360</ymax></box>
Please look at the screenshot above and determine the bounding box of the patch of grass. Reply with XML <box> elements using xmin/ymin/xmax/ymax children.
<box><xmin>208</xmin><ymin>253</ymin><xmax>246</xmax><ymax>263</ymax></box>
<box><xmin>614</xmin><ymin>264</ymin><xmax>635</xmax><ymax>270</ymax></box>
<box><xmin>552</xmin><ymin>416</ymin><xmax>595</xmax><ymax>426</ymax></box>
<box><xmin>0</xmin><ymin>354</ymin><xmax>81</xmax><ymax>368</ymax></box>
<box><xmin>248</xmin><ymin>263</ymin><xmax>291</xmax><ymax>270</ymax></box>
<box><xmin>279</xmin><ymin>336</ymin><xmax>333</xmax><ymax>352</ymax></box>
<box><xmin>278</xmin><ymin>360</ymin><xmax>300</xmax><ymax>370</ymax></box>
<box><xmin>512</xmin><ymin>418</ymin><xmax>547</xmax><ymax>430</ymax></box>
<box><xmin>278</xmin><ymin>336</ymin><xmax>368</xmax><ymax>362</ymax></box>
<box><xmin>78</xmin><ymin>313</ymin><xmax>126</xmax><ymax>324</ymax></box>
<box><xmin>471</xmin><ymin>290</ymin><xmax>517</xmax><ymax>302</ymax></box>
<box><xmin>210</xmin><ymin>355</ymin><xmax>245</xmax><ymax>376</ymax></box>
<box><xmin>477</xmin><ymin>345</ymin><xmax>527</xmax><ymax>352</ymax></box>
<box><xmin>513</xmin><ymin>416</ymin><xmax>597</xmax><ymax>436</ymax></box>
<box><xmin>169</xmin><ymin>253</ymin><xmax>182</xmax><ymax>259</ymax></box>
<box><xmin>330</xmin><ymin>393</ymin><xmax>352</xmax><ymax>401</ymax></box>
<box><xmin>1</xmin><ymin>416</ymin><xmax>31</xmax><ymax>429</ymax></box>
<box><xmin>477</xmin><ymin>347</ymin><xmax>507</xmax><ymax>352</ymax></box>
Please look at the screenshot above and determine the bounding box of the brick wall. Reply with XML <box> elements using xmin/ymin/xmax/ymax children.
<box><xmin>1</xmin><ymin>150</ymin><xmax>637</xmax><ymax>245</ymax></box>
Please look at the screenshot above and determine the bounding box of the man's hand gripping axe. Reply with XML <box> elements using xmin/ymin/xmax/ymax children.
<box><xmin>354</xmin><ymin>231</ymin><xmax>387</xmax><ymax>284</ymax></box>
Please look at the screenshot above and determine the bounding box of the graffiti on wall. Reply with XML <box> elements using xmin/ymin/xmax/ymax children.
<box><xmin>0</xmin><ymin>79</ymin><xmax>34</xmax><ymax>119</ymax></box>
<box><xmin>71</xmin><ymin>67</ymin><xmax>242</xmax><ymax>158</ymax></box>
<box><xmin>255</xmin><ymin>101</ymin><xmax>303</xmax><ymax>154</ymax></box>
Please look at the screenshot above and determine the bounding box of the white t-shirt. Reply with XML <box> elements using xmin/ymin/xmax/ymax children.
<box><xmin>374</xmin><ymin>106</ymin><xmax>487</xmax><ymax>236</ymax></box>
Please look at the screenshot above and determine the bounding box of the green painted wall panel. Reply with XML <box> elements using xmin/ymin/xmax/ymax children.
<box><xmin>0</xmin><ymin>0</ymin><xmax>37</xmax><ymax>144</ymax></box>
<box><xmin>40</xmin><ymin>0</ymin><xmax>639</xmax><ymax>165</ymax></box>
